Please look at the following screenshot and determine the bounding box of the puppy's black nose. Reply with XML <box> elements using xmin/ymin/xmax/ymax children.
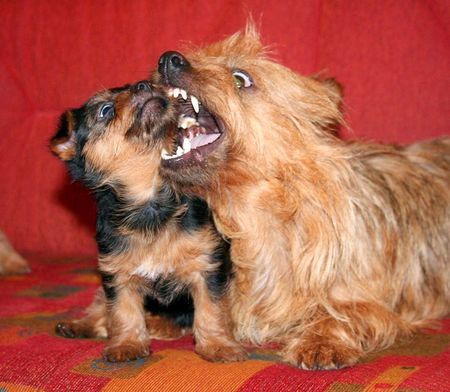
<box><xmin>158</xmin><ymin>51</ymin><xmax>190</xmax><ymax>83</ymax></box>
<box><xmin>134</xmin><ymin>80</ymin><xmax>151</xmax><ymax>92</ymax></box>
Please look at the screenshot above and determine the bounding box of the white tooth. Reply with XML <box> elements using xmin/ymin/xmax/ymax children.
<box><xmin>176</xmin><ymin>146</ymin><xmax>184</xmax><ymax>156</ymax></box>
<box><xmin>188</xmin><ymin>117</ymin><xmax>199</xmax><ymax>127</ymax></box>
<box><xmin>168</xmin><ymin>88</ymin><xmax>174</xmax><ymax>97</ymax></box>
<box><xmin>174</xmin><ymin>88</ymin><xmax>180</xmax><ymax>98</ymax></box>
<box><xmin>161</xmin><ymin>148</ymin><xmax>171</xmax><ymax>160</ymax></box>
<box><xmin>178</xmin><ymin>114</ymin><xmax>186</xmax><ymax>129</ymax></box>
<box><xmin>191</xmin><ymin>95</ymin><xmax>199</xmax><ymax>113</ymax></box>
<box><xmin>180</xmin><ymin>89</ymin><xmax>187</xmax><ymax>100</ymax></box>
<box><xmin>185</xmin><ymin>117</ymin><xmax>199</xmax><ymax>129</ymax></box>
<box><xmin>182</xmin><ymin>138</ymin><xmax>191</xmax><ymax>153</ymax></box>
<box><xmin>182</xmin><ymin>118</ymin><xmax>190</xmax><ymax>129</ymax></box>
<box><xmin>178</xmin><ymin>115</ymin><xmax>199</xmax><ymax>129</ymax></box>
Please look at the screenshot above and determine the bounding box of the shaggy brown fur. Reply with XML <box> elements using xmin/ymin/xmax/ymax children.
<box><xmin>50</xmin><ymin>82</ymin><xmax>245</xmax><ymax>363</ymax></box>
<box><xmin>0</xmin><ymin>230</ymin><xmax>29</xmax><ymax>275</ymax></box>
<box><xmin>154</xmin><ymin>25</ymin><xmax>450</xmax><ymax>369</ymax></box>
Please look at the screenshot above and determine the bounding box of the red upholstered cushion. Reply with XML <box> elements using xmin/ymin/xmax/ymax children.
<box><xmin>0</xmin><ymin>1</ymin><xmax>448</xmax><ymax>256</ymax></box>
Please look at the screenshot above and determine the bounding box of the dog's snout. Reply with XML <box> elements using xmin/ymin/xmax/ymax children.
<box><xmin>158</xmin><ymin>51</ymin><xmax>190</xmax><ymax>83</ymax></box>
<box><xmin>134</xmin><ymin>80</ymin><xmax>152</xmax><ymax>93</ymax></box>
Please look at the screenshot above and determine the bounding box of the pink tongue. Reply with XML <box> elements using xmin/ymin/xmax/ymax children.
<box><xmin>191</xmin><ymin>133</ymin><xmax>220</xmax><ymax>149</ymax></box>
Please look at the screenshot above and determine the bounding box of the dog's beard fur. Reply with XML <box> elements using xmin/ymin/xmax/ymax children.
<box><xmin>155</xmin><ymin>23</ymin><xmax>450</xmax><ymax>369</ymax></box>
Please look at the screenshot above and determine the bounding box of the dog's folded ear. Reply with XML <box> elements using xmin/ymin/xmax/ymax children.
<box><xmin>50</xmin><ymin>110</ymin><xmax>77</xmax><ymax>160</ymax></box>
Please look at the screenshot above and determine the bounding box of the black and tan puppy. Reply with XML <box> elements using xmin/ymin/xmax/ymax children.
<box><xmin>50</xmin><ymin>81</ymin><xmax>246</xmax><ymax>363</ymax></box>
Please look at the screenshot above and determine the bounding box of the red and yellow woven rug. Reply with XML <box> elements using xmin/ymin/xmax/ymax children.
<box><xmin>1</xmin><ymin>256</ymin><xmax>449</xmax><ymax>391</ymax></box>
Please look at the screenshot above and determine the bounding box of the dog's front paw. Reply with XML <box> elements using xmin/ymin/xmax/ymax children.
<box><xmin>285</xmin><ymin>340</ymin><xmax>362</xmax><ymax>370</ymax></box>
<box><xmin>103</xmin><ymin>342</ymin><xmax>150</xmax><ymax>362</ymax></box>
<box><xmin>195</xmin><ymin>342</ymin><xmax>248</xmax><ymax>363</ymax></box>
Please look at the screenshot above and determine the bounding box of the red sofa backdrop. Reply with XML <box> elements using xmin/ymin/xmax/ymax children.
<box><xmin>0</xmin><ymin>0</ymin><xmax>448</xmax><ymax>257</ymax></box>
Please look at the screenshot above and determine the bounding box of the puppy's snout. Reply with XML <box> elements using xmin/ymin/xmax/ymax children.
<box><xmin>158</xmin><ymin>51</ymin><xmax>190</xmax><ymax>83</ymax></box>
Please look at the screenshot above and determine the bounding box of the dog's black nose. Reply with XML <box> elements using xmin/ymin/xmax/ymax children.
<box><xmin>158</xmin><ymin>51</ymin><xmax>190</xmax><ymax>83</ymax></box>
<box><xmin>134</xmin><ymin>80</ymin><xmax>151</xmax><ymax>92</ymax></box>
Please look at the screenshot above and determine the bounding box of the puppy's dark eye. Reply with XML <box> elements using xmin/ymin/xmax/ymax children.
<box><xmin>136</xmin><ymin>81</ymin><xmax>150</xmax><ymax>91</ymax></box>
<box><xmin>232</xmin><ymin>70</ymin><xmax>253</xmax><ymax>89</ymax></box>
<box><xmin>98</xmin><ymin>102</ymin><xmax>114</xmax><ymax>120</ymax></box>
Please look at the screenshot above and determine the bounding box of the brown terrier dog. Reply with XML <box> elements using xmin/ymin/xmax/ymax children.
<box><xmin>50</xmin><ymin>81</ymin><xmax>245</xmax><ymax>362</ymax></box>
<box><xmin>153</xmin><ymin>25</ymin><xmax>450</xmax><ymax>369</ymax></box>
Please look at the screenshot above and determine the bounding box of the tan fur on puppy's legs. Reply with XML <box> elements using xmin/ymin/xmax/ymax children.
<box><xmin>56</xmin><ymin>287</ymin><xmax>108</xmax><ymax>339</ymax></box>
<box><xmin>103</xmin><ymin>280</ymin><xmax>150</xmax><ymax>362</ymax></box>
<box><xmin>190</xmin><ymin>274</ymin><xmax>247</xmax><ymax>362</ymax></box>
<box><xmin>0</xmin><ymin>230</ymin><xmax>30</xmax><ymax>274</ymax></box>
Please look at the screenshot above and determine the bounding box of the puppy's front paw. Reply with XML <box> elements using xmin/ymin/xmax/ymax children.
<box><xmin>286</xmin><ymin>340</ymin><xmax>362</xmax><ymax>370</ymax></box>
<box><xmin>195</xmin><ymin>342</ymin><xmax>248</xmax><ymax>363</ymax></box>
<box><xmin>103</xmin><ymin>342</ymin><xmax>150</xmax><ymax>362</ymax></box>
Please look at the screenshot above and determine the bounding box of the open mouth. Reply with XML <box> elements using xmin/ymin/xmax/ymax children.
<box><xmin>161</xmin><ymin>88</ymin><xmax>224</xmax><ymax>164</ymax></box>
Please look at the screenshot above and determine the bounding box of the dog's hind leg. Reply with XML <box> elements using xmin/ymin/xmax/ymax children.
<box><xmin>145</xmin><ymin>314</ymin><xmax>191</xmax><ymax>340</ymax></box>
<box><xmin>56</xmin><ymin>287</ymin><xmax>108</xmax><ymax>339</ymax></box>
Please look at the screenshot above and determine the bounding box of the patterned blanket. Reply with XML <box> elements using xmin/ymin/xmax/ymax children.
<box><xmin>1</xmin><ymin>256</ymin><xmax>449</xmax><ymax>391</ymax></box>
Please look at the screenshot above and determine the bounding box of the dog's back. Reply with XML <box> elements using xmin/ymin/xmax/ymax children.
<box><xmin>404</xmin><ymin>136</ymin><xmax>450</xmax><ymax>174</ymax></box>
<box><xmin>349</xmin><ymin>137</ymin><xmax>450</xmax><ymax>322</ymax></box>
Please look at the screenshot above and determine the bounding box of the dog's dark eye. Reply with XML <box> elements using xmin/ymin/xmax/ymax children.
<box><xmin>232</xmin><ymin>70</ymin><xmax>253</xmax><ymax>89</ymax></box>
<box><xmin>98</xmin><ymin>102</ymin><xmax>114</xmax><ymax>120</ymax></box>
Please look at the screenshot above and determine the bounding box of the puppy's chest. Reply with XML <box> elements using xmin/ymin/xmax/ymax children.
<box><xmin>119</xmin><ymin>230</ymin><xmax>192</xmax><ymax>304</ymax></box>
<box><xmin>127</xmin><ymin>229</ymin><xmax>187</xmax><ymax>280</ymax></box>
<box><xmin>97</xmin><ymin>189</ymin><xmax>214</xmax><ymax>283</ymax></box>
<box><xmin>131</xmin><ymin>257</ymin><xmax>174</xmax><ymax>281</ymax></box>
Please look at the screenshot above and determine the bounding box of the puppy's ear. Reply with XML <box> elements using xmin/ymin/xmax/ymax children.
<box><xmin>50</xmin><ymin>110</ymin><xmax>77</xmax><ymax>161</ymax></box>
